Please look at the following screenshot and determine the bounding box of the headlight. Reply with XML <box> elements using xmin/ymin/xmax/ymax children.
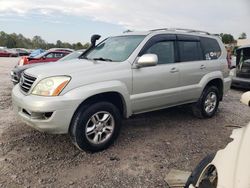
<box><xmin>32</xmin><ymin>76</ymin><xmax>71</xmax><ymax>96</ymax></box>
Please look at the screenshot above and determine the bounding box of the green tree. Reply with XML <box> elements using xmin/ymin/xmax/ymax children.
<box><xmin>56</xmin><ymin>40</ymin><xmax>63</xmax><ymax>48</ymax></box>
<box><xmin>239</xmin><ymin>32</ymin><xmax>247</xmax><ymax>39</ymax></box>
<box><xmin>82</xmin><ymin>42</ymin><xmax>90</xmax><ymax>49</ymax></box>
<box><xmin>32</xmin><ymin>35</ymin><xmax>46</xmax><ymax>48</ymax></box>
<box><xmin>221</xmin><ymin>33</ymin><xmax>235</xmax><ymax>44</ymax></box>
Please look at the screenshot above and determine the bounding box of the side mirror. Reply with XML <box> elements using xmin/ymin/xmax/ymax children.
<box><xmin>137</xmin><ymin>54</ymin><xmax>158</xmax><ymax>67</ymax></box>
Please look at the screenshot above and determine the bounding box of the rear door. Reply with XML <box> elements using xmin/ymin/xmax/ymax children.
<box><xmin>177</xmin><ymin>35</ymin><xmax>222</xmax><ymax>103</ymax></box>
<box><xmin>177</xmin><ymin>35</ymin><xmax>207</xmax><ymax>102</ymax></box>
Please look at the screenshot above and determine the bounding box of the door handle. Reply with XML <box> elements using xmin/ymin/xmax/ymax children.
<box><xmin>200</xmin><ymin>65</ymin><xmax>206</xmax><ymax>70</ymax></box>
<box><xmin>170</xmin><ymin>67</ymin><xmax>179</xmax><ymax>73</ymax></box>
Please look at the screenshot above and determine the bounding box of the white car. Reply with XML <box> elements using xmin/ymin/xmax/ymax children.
<box><xmin>241</xmin><ymin>91</ymin><xmax>250</xmax><ymax>106</ymax></box>
<box><xmin>185</xmin><ymin>93</ymin><xmax>250</xmax><ymax>188</ymax></box>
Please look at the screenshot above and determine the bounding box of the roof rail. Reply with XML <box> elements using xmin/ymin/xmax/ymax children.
<box><xmin>150</xmin><ymin>28</ymin><xmax>210</xmax><ymax>35</ymax></box>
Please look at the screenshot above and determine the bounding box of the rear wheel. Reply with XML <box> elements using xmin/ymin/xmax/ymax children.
<box><xmin>192</xmin><ymin>86</ymin><xmax>220</xmax><ymax>118</ymax></box>
<box><xmin>69</xmin><ymin>102</ymin><xmax>121</xmax><ymax>152</ymax></box>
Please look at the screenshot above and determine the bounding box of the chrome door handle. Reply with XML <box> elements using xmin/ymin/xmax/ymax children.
<box><xmin>200</xmin><ymin>65</ymin><xmax>206</xmax><ymax>70</ymax></box>
<box><xmin>170</xmin><ymin>67</ymin><xmax>179</xmax><ymax>73</ymax></box>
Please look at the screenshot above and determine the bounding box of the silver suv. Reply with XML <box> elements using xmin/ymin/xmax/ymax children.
<box><xmin>12</xmin><ymin>29</ymin><xmax>232</xmax><ymax>152</ymax></box>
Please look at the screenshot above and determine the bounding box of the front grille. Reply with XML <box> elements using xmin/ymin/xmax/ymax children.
<box><xmin>20</xmin><ymin>73</ymin><xmax>36</xmax><ymax>93</ymax></box>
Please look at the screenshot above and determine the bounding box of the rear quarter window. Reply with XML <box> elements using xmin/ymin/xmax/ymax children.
<box><xmin>200</xmin><ymin>37</ymin><xmax>221</xmax><ymax>60</ymax></box>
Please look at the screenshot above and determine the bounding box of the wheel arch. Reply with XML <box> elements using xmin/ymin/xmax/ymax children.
<box><xmin>76</xmin><ymin>91</ymin><xmax>127</xmax><ymax>118</ymax></box>
<box><xmin>205</xmin><ymin>78</ymin><xmax>224</xmax><ymax>101</ymax></box>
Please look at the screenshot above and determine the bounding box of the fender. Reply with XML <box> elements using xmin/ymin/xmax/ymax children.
<box><xmin>63</xmin><ymin>80</ymin><xmax>132</xmax><ymax>117</ymax></box>
<box><xmin>199</xmin><ymin>71</ymin><xmax>224</xmax><ymax>91</ymax></box>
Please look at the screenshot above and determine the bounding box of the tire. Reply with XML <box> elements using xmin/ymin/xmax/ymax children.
<box><xmin>192</xmin><ymin>86</ymin><xmax>220</xmax><ymax>118</ymax></box>
<box><xmin>69</xmin><ymin>101</ymin><xmax>121</xmax><ymax>152</ymax></box>
<box><xmin>185</xmin><ymin>153</ymin><xmax>216</xmax><ymax>188</ymax></box>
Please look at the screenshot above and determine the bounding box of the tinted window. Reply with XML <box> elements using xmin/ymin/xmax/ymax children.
<box><xmin>179</xmin><ymin>41</ymin><xmax>203</xmax><ymax>62</ymax></box>
<box><xmin>55</xmin><ymin>53</ymin><xmax>64</xmax><ymax>58</ymax></box>
<box><xmin>45</xmin><ymin>53</ymin><xmax>54</xmax><ymax>58</ymax></box>
<box><xmin>145</xmin><ymin>41</ymin><xmax>175</xmax><ymax>64</ymax></box>
<box><xmin>200</xmin><ymin>37</ymin><xmax>221</xmax><ymax>60</ymax></box>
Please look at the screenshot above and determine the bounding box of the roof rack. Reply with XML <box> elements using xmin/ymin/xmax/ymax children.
<box><xmin>150</xmin><ymin>28</ymin><xmax>210</xmax><ymax>35</ymax></box>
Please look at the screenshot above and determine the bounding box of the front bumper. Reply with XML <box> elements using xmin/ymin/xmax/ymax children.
<box><xmin>231</xmin><ymin>76</ymin><xmax>250</xmax><ymax>89</ymax></box>
<box><xmin>12</xmin><ymin>85</ymin><xmax>81</xmax><ymax>134</ymax></box>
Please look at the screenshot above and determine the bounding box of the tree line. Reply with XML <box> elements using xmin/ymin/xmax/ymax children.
<box><xmin>0</xmin><ymin>31</ymin><xmax>248</xmax><ymax>50</ymax></box>
<box><xmin>0</xmin><ymin>31</ymin><xmax>90</xmax><ymax>50</ymax></box>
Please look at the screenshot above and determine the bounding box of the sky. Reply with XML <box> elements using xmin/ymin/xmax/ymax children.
<box><xmin>0</xmin><ymin>0</ymin><xmax>249</xmax><ymax>44</ymax></box>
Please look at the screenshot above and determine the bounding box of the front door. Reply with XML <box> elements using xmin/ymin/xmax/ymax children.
<box><xmin>131</xmin><ymin>34</ymin><xmax>180</xmax><ymax>113</ymax></box>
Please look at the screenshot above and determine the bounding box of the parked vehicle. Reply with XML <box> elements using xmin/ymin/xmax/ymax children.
<box><xmin>11</xmin><ymin>49</ymin><xmax>85</xmax><ymax>84</ymax></box>
<box><xmin>0</xmin><ymin>49</ymin><xmax>18</xmax><ymax>57</ymax></box>
<box><xmin>18</xmin><ymin>50</ymin><xmax>71</xmax><ymax>66</ymax></box>
<box><xmin>185</xmin><ymin>97</ymin><xmax>250</xmax><ymax>188</ymax></box>
<box><xmin>13</xmin><ymin>48</ymin><xmax>30</xmax><ymax>56</ymax></box>
<box><xmin>231</xmin><ymin>45</ymin><xmax>250</xmax><ymax>89</ymax></box>
<box><xmin>12</xmin><ymin>29</ymin><xmax>231</xmax><ymax>152</ymax></box>
<box><xmin>29</xmin><ymin>49</ymin><xmax>45</xmax><ymax>58</ymax></box>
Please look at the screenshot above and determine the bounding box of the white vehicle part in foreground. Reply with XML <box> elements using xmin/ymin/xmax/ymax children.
<box><xmin>240</xmin><ymin>91</ymin><xmax>250</xmax><ymax>106</ymax></box>
<box><xmin>204</xmin><ymin>124</ymin><xmax>250</xmax><ymax>188</ymax></box>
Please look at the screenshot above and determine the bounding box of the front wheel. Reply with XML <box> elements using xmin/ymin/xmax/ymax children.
<box><xmin>192</xmin><ymin>86</ymin><xmax>220</xmax><ymax>118</ymax></box>
<box><xmin>69</xmin><ymin>102</ymin><xmax>121</xmax><ymax>152</ymax></box>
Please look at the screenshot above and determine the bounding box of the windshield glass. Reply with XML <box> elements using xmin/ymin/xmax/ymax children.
<box><xmin>85</xmin><ymin>35</ymin><xmax>145</xmax><ymax>62</ymax></box>
<box><xmin>58</xmin><ymin>51</ymin><xmax>83</xmax><ymax>62</ymax></box>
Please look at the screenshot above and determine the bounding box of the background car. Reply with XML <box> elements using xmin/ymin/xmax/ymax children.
<box><xmin>29</xmin><ymin>49</ymin><xmax>45</xmax><ymax>57</ymax></box>
<box><xmin>231</xmin><ymin>45</ymin><xmax>250</xmax><ymax>89</ymax></box>
<box><xmin>13</xmin><ymin>48</ymin><xmax>30</xmax><ymax>56</ymax></box>
<box><xmin>11</xmin><ymin>49</ymin><xmax>85</xmax><ymax>84</ymax></box>
<box><xmin>17</xmin><ymin>49</ymin><xmax>72</xmax><ymax>66</ymax></box>
<box><xmin>0</xmin><ymin>49</ymin><xmax>18</xmax><ymax>57</ymax></box>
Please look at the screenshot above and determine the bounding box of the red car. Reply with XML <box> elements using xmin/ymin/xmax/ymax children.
<box><xmin>18</xmin><ymin>50</ymin><xmax>72</xmax><ymax>66</ymax></box>
<box><xmin>0</xmin><ymin>49</ymin><xmax>18</xmax><ymax>57</ymax></box>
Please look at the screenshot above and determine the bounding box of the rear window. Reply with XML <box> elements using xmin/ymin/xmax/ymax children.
<box><xmin>179</xmin><ymin>41</ymin><xmax>203</xmax><ymax>62</ymax></box>
<box><xmin>200</xmin><ymin>37</ymin><xmax>221</xmax><ymax>60</ymax></box>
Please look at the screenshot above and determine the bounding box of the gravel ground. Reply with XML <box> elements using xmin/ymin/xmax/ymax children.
<box><xmin>0</xmin><ymin>57</ymin><xmax>250</xmax><ymax>188</ymax></box>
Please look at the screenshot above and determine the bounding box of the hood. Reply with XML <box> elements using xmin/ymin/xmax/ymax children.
<box><xmin>25</xmin><ymin>59</ymin><xmax>125</xmax><ymax>78</ymax></box>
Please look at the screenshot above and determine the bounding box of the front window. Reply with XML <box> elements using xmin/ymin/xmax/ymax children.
<box><xmin>85</xmin><ymin>35</ymin><xmax>145</xmax><ymax>62</ymax></box>
<box><xmin>144</xmin><ymin>41</ymin><xmax>175</xmax><ymax>64</ymax></box>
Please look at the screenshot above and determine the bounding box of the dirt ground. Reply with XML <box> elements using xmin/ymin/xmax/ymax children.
<box><xmin>0</xmin><ymin>57</ymin><xmax>250</xmax><ymax>188</ymax></box>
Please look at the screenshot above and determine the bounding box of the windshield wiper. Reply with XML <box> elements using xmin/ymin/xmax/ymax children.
<box><xmin>93</xmin><ymin>57</ymin><xmax>113</xmax><ymax>62</ymax></box>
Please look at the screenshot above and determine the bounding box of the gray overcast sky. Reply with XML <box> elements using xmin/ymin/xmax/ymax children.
<box><xmin>0</xmin><ymin>0</ymin><xmax>249</xmax><ymax>42</ymax></box>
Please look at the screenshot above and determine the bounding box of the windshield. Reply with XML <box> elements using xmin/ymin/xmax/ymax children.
<box><xmin>58</xmin><ymin>51</ymin><xmax>83</xmax><ymax>62</ymax></box>
<box><xmin>85</xmin><ymin>35</ymin><xmax>145</xmax><ymax>62</ymax></box>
